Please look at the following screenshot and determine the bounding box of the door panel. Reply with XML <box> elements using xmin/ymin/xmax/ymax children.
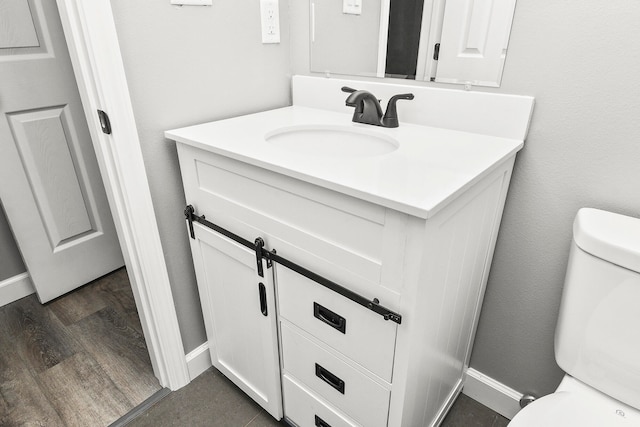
<box><xmin>0</xmin><ymin>0</ymin><xmax>123</xmax><ymax>302</ymax></box>
<box><xmin>0</xmin><ymin>0</ymin><xmax>40</xmax><ymax>48</ymax></box>
<box><xmin>0</xmin><ymin>0</ymin><xmax>50</xmax><ymax>58</ymax></box>
<box><xmin>189</xmin><ymin>223</ymin><xmax>283</xmax><ymax>419</ymax></box>
<box><xmin>9</xmin><ymin>106</ymin><xmax>95</xmax><ymax>248</ymax></box>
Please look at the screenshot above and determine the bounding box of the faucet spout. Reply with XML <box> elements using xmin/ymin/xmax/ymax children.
<box><xmin>342</xmin><ymin>87</ymin><xmax>384</xmax><ymax>126</ymax></box>
<box><xmin>341</xmin><ymin>87</ymin><xmax>414</xmax><ymax>128</ymax></box>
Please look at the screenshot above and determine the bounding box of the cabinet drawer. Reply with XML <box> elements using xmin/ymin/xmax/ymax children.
<box><xmin>277</xmin><ymin>266</ymin><xmax>397</xmax><ymax>381</ymax></box>
<box><xmin>280</xmin><ymin>322</ymin><xmax>390</xmax><ymax>427</ymax></box>
<box><xmin>283</xmin><ymin>375</ymin><xmax>360</xmax><ymax>427</ymax></box>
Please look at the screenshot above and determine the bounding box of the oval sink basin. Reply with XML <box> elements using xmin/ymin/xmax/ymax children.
<box><xmin>265</xmin><ymin>125</ymin><xmax>399</xmax><ymax>158</ymax></box>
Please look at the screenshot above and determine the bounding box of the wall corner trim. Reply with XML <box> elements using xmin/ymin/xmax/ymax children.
<box><xmin>186</xmin><ymin>342</ymin><xmax>212</xmax><ymax>381</ymax></box>
<box><xmin>463</xmin><ymin>367</ymin><xmax>523</xmax><ymax>420</ymax></box>
<box><xmin>0</xmin><ymin>272</ymin><xmax>35</xmax><ymax>307</ymax></box>
<box><xmin>56</xmin><ymin>0</ymin><xmax>190</xmax><ymax>390</ymax></box>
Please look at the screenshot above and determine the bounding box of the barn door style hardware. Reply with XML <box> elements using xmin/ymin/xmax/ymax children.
<box><xmin>184</xmin><ymin>205</ymin><xmax>402</xmax><ymax>325</ymax></box>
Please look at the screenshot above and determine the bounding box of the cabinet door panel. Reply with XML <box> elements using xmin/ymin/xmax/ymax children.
<box><xmin>189</xmin><ymin>223</ymin><xmax>282</xmax><ymax>419</ymax></box>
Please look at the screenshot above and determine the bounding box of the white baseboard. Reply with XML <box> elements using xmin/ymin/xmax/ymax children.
<box><xmin>0</xmin><ymin>272</ymin><xmax>35</xmax><ymax>307</ymax></box>
<box><xmin>185</xmin><ymin>342</ymin><xmax>212</xmax><ymax>381</ymax></box>
<box><xmin>463</xmin><ymin>368</ymin><xmax>523</xmax><ymax>420</ymax></box>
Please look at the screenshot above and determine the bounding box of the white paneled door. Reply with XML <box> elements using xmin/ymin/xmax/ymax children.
<box><xmin>0</xmin><ymin>0</ymin><xmax>123</xmax><ymax>302</ymax></box>
<box><xmin>435</xmin><ymin>0</ymin><xmax>517</xmax><ymax>87</ymax></box>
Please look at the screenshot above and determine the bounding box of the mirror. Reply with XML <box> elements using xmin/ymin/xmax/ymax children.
<box><xmin>310</xmin><ymin>0</ymin><xmax>518</xmax><ymax>88</ymax></box>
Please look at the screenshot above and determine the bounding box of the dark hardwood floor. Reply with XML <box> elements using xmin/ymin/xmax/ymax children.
<box><xmin>0</xmin><ymin>268</ymin><xmax>509</xmax><ymax>426</ymax></box>
<box><xmin>0</xmin><ymin>268</ymin><xmax>161</xmax><ymax>426</ymax></box>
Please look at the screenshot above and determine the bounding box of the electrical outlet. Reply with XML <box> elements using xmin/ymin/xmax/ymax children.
<box><xmin>260</xmin><ymin>0</ymin><xmax>280</xmax><ymax>44</ymax></box>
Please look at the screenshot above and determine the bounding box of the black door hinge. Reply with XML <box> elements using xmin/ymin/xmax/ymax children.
<box><xmin>97</xmin><ymin>110</ymin><xmax>112</xmax><ymax>134</ymax></box>
<box><xmin>433</xmin><ymin>43</ymin><xmax>440</xmax><ymax>60</ymax></box>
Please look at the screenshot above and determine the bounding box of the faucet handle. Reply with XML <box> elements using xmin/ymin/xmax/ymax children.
<box><xmin>382</xmin><ymin>93</ymin><xmax>415</xmax><ymax>128</ymax></box>
<box><xmin>341</xmin><ymin>86</ymin><xmax>357</xmax><ymax>93</ymax></box>
<box><xmin>390</xmin><ymin>93</ymin><xmax>415</xmax><ymax>102</ymax></box>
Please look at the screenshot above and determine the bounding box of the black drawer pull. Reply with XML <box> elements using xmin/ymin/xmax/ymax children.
<box><xmin>313</xmin><ymin>302</ymin><xmax>346</xmax><ymax>334</ymax></box>
<box><xmin>315</xmin><ymin>363</ymin><xmax>345</xmax><ymax>394</ymax></box>
<box><xmin>258</xmin><ymin>283</ymin><xmax>268</xmax><ymax>316</ymax></box>
<box><xmin>315</xmin><ymin>415</ymin><xmax>332</xmax><ymax>427</ymax></box>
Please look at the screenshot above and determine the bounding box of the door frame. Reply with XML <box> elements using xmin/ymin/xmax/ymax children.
<box><xmin>55</xmin><ymin>0</ymin><xmax>190</xmax><ymax>389</ymax></box>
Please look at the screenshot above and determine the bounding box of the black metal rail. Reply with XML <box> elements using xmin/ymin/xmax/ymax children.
<box><xmin>185</xmin><ymin>205</ymin><xmax>402</xmax><ymax>325</ymax></box>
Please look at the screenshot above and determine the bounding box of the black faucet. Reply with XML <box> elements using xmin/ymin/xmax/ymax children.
<box><xmin>342</xmin><ymin>86</ymin><xmax>414</xmax><ymax>128</ymax></box>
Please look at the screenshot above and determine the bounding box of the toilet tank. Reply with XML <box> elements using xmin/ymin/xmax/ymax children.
<box><xmin>555</xmin><ymin>208</ymin><xmax>640</xmax><ymax>410</ymax></box>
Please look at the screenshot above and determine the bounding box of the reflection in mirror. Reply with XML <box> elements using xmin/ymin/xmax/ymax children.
<box><xmin>310</xmin><ymin>0</ymin><xmax>381</xmax><ymax>78</ymax></box>
<box><xmin>385</xmin><ymin>0</ymin><xmax>425</xmax><ymax>79</ymax></box>
<box><xmin>310</xmin><ymin>0</ymin><xmax>517</xmax><ymax>88</ymax></box>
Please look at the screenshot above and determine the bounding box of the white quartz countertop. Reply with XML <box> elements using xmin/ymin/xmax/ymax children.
<box><xmin>165</xmin><ymin>106</ymin><xmax>523</xmax><ymax>219</ymax></box>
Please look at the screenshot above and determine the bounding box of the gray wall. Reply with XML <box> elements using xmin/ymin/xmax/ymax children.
<box><xmin>470</xmin><ymin>0</ymin><xmax>640</xmax><ymax>396</ymax></box>
<box><xmin>0</xmin><ymin>204</ymin><xmax>26</xmax><ymax>281</ymax></box>
<box><xmin>311</xmin><ymin>0</ymin><xmax>381</xmax><ymax>77</ymax></box>
<box><xmin>290</xmin><ymin>0</ymin><xmax>640</xmax><ymax>396</ymax></box>
<box><xmin>110</xmin><ymin>0</ymin><xmax>292</xmax><ymax>352</ymax></box>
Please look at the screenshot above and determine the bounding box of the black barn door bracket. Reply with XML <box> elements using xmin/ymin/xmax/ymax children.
<box><xmin>184</xmin><ymin>205</ymin><xmax>402</xmax><ymax>325</ymax></box>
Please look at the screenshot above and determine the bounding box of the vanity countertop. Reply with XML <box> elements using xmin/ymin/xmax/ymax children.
<box><xmin>165</xmin><ymin>106</ymin><xmax>523</xmax><ymax>219</ymax></box>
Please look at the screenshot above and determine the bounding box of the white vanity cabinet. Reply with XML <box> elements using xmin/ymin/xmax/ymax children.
<box><xmin>174</xmin><ymin>137</ymin><xmax>517</xmax><ymax>427</ymax></box>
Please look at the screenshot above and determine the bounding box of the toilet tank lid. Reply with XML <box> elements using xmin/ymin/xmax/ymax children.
<box><xmin>574</xmin><ymin>208</ymin><xmax>640</xmax><ymax>273</ymax></box>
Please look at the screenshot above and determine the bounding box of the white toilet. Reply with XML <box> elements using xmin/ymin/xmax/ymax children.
<box><xmin>509</xmin><ymin>208</ymin><xmax>640</xmax><ymax>426</ymax></box>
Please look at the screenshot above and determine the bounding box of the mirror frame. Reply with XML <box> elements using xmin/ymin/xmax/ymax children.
<box><xmin>311</xmin><ymin>0</ymin><xmax>516</xmax><ymax>88</ymax></box>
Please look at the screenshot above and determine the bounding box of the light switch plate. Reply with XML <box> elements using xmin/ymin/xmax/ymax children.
<box><xmin>171</xmin><ymin>0</ymin><xmax>212</xmax><ymax>5</ymax></box>
<box><xmin>343</xmin><ymin>0</ymin><xmax>362</xmax><ymax>15</ymax></box>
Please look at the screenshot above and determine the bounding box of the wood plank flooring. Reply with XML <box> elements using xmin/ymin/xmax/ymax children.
<box><xmin>0</xmin><ymin>268</ymin><xmax>161</xmax><ymax>426</ymax></box>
